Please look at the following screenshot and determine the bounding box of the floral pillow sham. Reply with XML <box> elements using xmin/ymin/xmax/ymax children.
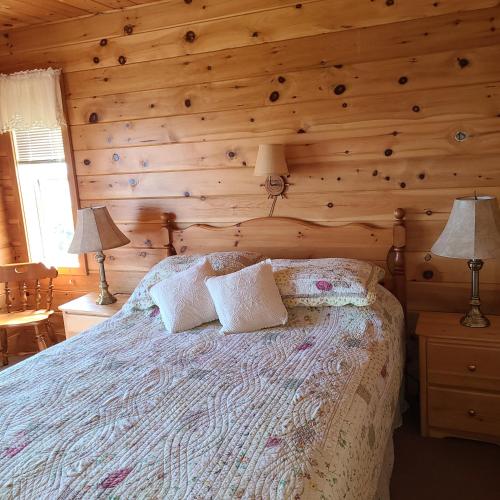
<box><xmin>272</xmin><ymin>258</ymin><xmax>384</xmax><ymax>307</ymax></box>
<box><xmin>123</xmin><ymin>251</ymin><xmax>264</xmax><ymax>312</ymax></box>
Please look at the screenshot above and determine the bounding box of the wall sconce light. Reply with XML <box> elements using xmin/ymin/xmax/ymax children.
<box><xmin>254</xmin><ymin>144</ymin><xmax>289</xmax><ymax>216</ymax></box>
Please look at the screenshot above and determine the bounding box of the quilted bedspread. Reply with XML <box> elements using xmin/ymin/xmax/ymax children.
<box><xmin>0</xmin><ymin>285</ymin><xmax>403</xmax><ymax>499</ymax></box>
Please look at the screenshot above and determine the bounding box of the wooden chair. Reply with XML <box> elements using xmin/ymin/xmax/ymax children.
<box><xmin>0</xmin><ymin>262</ymin><xmax>58</xmax><ymax>366</ymax></box>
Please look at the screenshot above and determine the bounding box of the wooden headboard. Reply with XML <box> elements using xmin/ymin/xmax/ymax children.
<box><xmin>160</xmin><ymin>210</ymin><xmax>407</xmax><ymax>311</ymax></box>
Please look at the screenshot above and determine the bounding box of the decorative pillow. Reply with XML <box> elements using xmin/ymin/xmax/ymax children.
<box><xmin>123</xmin><ymin>251</ymin><xmax>264</xmax><ymax>312</ymax></box>
<box><xmin>149</xmin><ymin>259</ymin><xmax>217</xmax><ymax>333</ymax></box>
<box><xmin>205</xmin><ymin>259</ymin><xmax>288</xmax><ymax>334</ymax></box>
<box><xmin>272</xmin><ymin>258</ymin><xmax>384</xmax><ymax>307</ymax></box>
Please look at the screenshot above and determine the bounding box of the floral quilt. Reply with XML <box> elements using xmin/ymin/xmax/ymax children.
<box><xmin>0</xmin><ymin>285</ymin><xmax>403</xmax><ymax>499</ymax></box>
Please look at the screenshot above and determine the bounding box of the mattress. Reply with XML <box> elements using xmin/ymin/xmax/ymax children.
<box><xmin>0</xmin><ymin>285</ymin><xmax>403</xmax><ymax>499</ymax></box>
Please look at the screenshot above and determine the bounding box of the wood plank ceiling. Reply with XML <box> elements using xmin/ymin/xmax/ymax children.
<box><xmin>0</xmin><ymin>0</ymin><xmax>164</xmax><ymax>30</ymax></box>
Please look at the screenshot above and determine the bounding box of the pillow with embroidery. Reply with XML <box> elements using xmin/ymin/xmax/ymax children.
<box><xmin>123</xmin><ymin>251</ymin><xmax>264</xmax><ymax>312</ymax></box>
<box><xmin>272</xmin><ymin>258</ymin><xmax>384</xmax><ymax>307</ymax></box>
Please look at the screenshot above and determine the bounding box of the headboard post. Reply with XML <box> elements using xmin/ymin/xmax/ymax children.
<box><xmin>161</xmin><ymin>212</ymin><xmax>177</xmax><ymax>256</ymax></box>
<box><xmin>388</xmin><ymin>208</ymin><xmax>407</xmax><ymax>314</ymax></box>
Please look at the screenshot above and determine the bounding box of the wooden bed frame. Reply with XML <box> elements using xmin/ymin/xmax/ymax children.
<box><xmin>160</xmin><ymin>209</ymin><xmax>407</xmax><ymax>313</ymax></box>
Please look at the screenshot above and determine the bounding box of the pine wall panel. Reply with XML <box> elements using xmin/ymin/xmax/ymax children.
<box><xmin>0</xmin><ymin>0</ymin><xmax>500</xmax><ymax>318</ymax></box>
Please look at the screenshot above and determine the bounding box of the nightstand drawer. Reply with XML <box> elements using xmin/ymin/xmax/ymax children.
<box><xmin>63</xmin><ymin>313</ymin><xmax>106</xmax><ymax>338</ymax></box>
<box><xmin>428</xmin><ymin>387</ymin><xmax>500</xmax><ymax>439</ymax></box>
<box><xmin>428</xmin><ymin>342</ymin><xmax>500</xmax><ymax>392</ymax></box>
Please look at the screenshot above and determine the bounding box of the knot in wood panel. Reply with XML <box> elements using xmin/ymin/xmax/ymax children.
<box><xmin>93</xmin><ymin>56</ymin><xmax>100</xmax><ymax>64</ymax></box>
<box><xmin>185</xmin><ymin>30</ymin><xmax>196</xmax><ymax>43</ymax></box>
<box><xmin>327</xmin><ymin>202</ymin><xmax>334</xmax><ymax>208</ymax></box>
<box><xmin>412</xmin><ymin>105</ymin><xmax>420</xmax><ymax>112</ymax></box>
<box><xmin>226</xmin><ymin>151</ymin><xmax>236</xmax><ymax>160</ymax></box>
<box><xmin>118</xmin><ymin>55</ymin><xmax>127</xmax><ymax>65</ymax></box>
<box><xmin>128</xmin><ymin>178</ymin><xmax>138</xmax><ymax>187</ymax></box>
<box><xmin>422</xmin><ymin>270</ymin><xmax>434</xmax><ymax>280</ymax></box>
<box><xmin>454</xmin><ymin>130</ymin><xmax>468</xmax><ymax>142</ymax></box>
<box><xmin>398</xmin><ymin>76</ymin><xmax>408</xmax><ymax>85</ymax></box>
<box><xmin>333</xmin><ymin>84</ymin><xmax>346</xmax><ymax>95</ymax></box>
<box><xmin>112</xmin><ymin>153</ymin><xmax>120</xmax><ymax>161</ymax></box>
<box><xmin>124</xmin><ymin>24</ymin><xmax>134</xmax><ymax>35</ymax></box>
<box><xmin>386</xmin><ymin>0</ymin><xmax>394</xmax><ymax>5</ymax></box>
<box><xmin>184</xmin><ymin>98</ymin><xmax>191</xmax><ymax>108</ymax></box>
<box><xmin>83</xmin><ymin>159</ymin><xmax>91</xmax><ymax>166</ymax></box>
<box><xmin>278</xmin><ymin>76</ymin><xmax>286</xmax><ymax>84</ymax></box>
<box><xmin>100</xmin><ymin>39</ymin><xmax>107</xmax><ymax>46</ymax></box>
<box><xmin>384</xmin><ymin>149</ymin><xmax>393</xmax><ymax>157</ymax></box>
<box><xmin>269</xmin><ymin>91</ymin><xmax>280</xmax><ymax>102</ymax></box>
<box><xmin>457</xmin><ymin>57</ymin><xmax>469</xmax><ymax>68</ymax></box>
<box><xmin>88</xmin><ymin>112</ymin><xmax>98</xmax><ymax>123</ymax></box>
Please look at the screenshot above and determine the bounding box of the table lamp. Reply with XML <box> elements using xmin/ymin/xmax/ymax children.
<box><xmin>431</xmin><ymin>195</ymin><xmax>500</xmax><ymax>327</ymax></box>
<box><xmin>254</xmin><ymin>144</ymin><xmax>289</xmax><ymax>216</ymax></box>
<box><xmin>68</xmin><ymin>206</ymin><xmax>130</xmax><ymax>305</ymax></box>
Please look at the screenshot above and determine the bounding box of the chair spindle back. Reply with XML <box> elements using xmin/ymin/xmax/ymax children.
<box><xmin>0</xmin><ymin>263</ymin><xmax>58</xmax><ymax>313</ymax></box>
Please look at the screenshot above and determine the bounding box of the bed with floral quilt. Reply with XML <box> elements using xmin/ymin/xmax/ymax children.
<box><xmin>0</xmin><ymin>266</ymin><xmax>404</xmax><ymax>499</ymax></box>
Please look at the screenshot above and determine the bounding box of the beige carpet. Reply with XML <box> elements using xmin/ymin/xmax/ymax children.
<box><xmin>391</xmin><ymin>409</ymin><xmax>500</xmax><ymax>500</ymax></box>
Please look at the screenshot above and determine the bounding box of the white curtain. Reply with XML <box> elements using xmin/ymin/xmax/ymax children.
<box><xmin>0</xmin><ymin>68</ymin><xmax>66</xmax><ymax>133</ymax></box>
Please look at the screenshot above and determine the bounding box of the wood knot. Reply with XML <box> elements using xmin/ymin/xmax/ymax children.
<box><xmin>422</xmin><ymin>270</ymin><xmax>434</xmax><ymax>280</ymax></box>
<box><xmin>386</xmin><ymin>0</ymin><xmax>394</xmax><ymax>5</ymax></box>
<box><xmin>398</xmin><ymin>76</ymin><xmax>408</xmax><ymax>85</ymax></box>
<box><xmin>269</xmin><ymin>91</ymin><xmax>280</xmax><ymax>102</ymax></box>
<box><xmin>118</xmin><ymin>55</ymin><xmax>127</xmax><ymax>65</ymax></box>
<box><xmin>93</xmin><ymin>56</ymin><xmax>100</xmax><ymax>64</ymax></box>
<box><xmin>112</xmin><ymin>153</ymin><xmax>120</xmax><ymax>161</ymax></box>
<box><xmin>226</xmin><ymin>151</ymin><xmax>236</xmax><ymax>159</ymax></box>
<box><xmin>333</xmin><ymin>84</ymin><xmax>346</xmax><ymax>95</ymax></box>
<box><xmin>412</xmin><ymin>105</ymin><xmax>420</xmax><ymax>112</ymax></box>
<box><xmin>100</xmin><ymin>38</ymin><xmax>107</xmax><ymax>46</ymax></box>
<box><xmin>83</xmin><ymin>159</ymin><xmax>91</xmax><ymax>166</ymax></box>
<box><xmin>372</xmin><ymin>170</ymin><xmax>378</xmax><ymax>176</ymax></box>
<box><xmin>457</xmin><ymin>57</ymin><xmax>469</xmax><ymax>68</ymax></box>
<box><xmin>184</xmin><ymin>98</ymin><xmax>191</xmax><ymax>107</ymax></box>
<box><xmin>184</xmin><ymin>192</ymin><xmax>190</xmax><ymax>197</ymax></box>
<box><xmin>297</xmin><ymin>128</ymin><xmax>306</xmax><ymax>134</ymax></box>
<box><xmin>384</xmin><ymin>148</ymin><xmax>393</xmax><ymax>157</ymax></box>
<box><xmin>185</xmin><ymin>30</ymin><xmax>196</xmax><ymax>43</ymax></box>
<box><xmin>138</xmin><ymin>251</ymin><xmax>147</xmax><ymax>258</ymax></box>
<box><xmin>124</xmin><ymin>24</ymin><xmax>134</xmax><ymax>35</ymax></box>
<box><xmin>399</xmin><ymin>182</ymin><xmax>406</xmax><ymax>188</ymax></box>
<box><xmin>88</xmin><ymin>112</ymin><xmax>98</xmax><ymax>123</ymax></box>
<box><xmin>144</xmin><ymin>239</ymin><xmax>152</xmax><ymax>247</ymax></box>
<box><xmin>128</xmin><ymin>178</ymin><xmax>138</xmax><ymax>187</ymax></box>
<box><xmin>425</xmin><ymin>209</ymin><xmax>433</xmax><ymax>216</ymax></box>
<box><xmin>278</xmin><ymin>76</ymin><xmax>286</xmax><ymax>84</ymax></box>
<box><xmin>418</xmin><ymin>173</ymin><xmax>426</xmax><ymax>180</ymax></box>
<box><xmin>327</xmin><ymin>202</ymin><xmax>334</xmax><ymax>208</ymax></box>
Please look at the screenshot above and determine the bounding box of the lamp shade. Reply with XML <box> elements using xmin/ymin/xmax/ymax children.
<box><xmin>68</xmin><ymin>206</ymin><xmax>130</xmax><ymax>254</ymax></box>
<box><xmin>254</xmin><ymin>144</ymin><xmax>288</xmax><ymax>176</ymax></box>
<box><xmin>431</xmin><ymin>195</ymin><xmax>500</xmax><ymax>260</ymax></box>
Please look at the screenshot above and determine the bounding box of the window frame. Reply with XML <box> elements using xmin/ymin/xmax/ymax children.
<box><xmin>11</xmin><ymin>123</ymin><xmax>87</xmax><ymax>276</ymax></box>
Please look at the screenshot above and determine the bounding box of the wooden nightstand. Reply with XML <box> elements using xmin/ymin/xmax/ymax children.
<box><xmin>416</xmin><ymin>312</ymin><xmax>500</xmax><ymax>445</ymax></box>
<box><xmin>59</xmin><ymin>292</ymin><xmax>129</xmax><ymax>339</ymax></box>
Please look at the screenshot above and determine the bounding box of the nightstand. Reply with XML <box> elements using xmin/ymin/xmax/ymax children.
<box><xmin>416</xmin><ymin>312</ymin><xmax>500</xmax><ymax>445</ymax></box>
<box><xmin>59</xmin><ymin>292</ymin><xmax>129</xmax><ymax>339</ymax></box>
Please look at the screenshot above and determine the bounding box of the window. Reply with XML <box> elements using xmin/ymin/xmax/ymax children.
<box><xmin>12</xmin><ymin>127</ymin><xmax>79</xmax><ymax>269</ymax></box>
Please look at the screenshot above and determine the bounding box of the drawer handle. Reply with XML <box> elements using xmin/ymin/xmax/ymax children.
<box><xmin>468</xmin><ymin>409</ymin><xmax>477</xmax><ymax>417</ymax></box>
<box><xmin>467</xmin><ymin>364</ymin><xmax>477</xmax><ymax>372</ymax></box>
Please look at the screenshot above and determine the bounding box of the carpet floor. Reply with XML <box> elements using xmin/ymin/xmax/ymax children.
<box><xmin>391</xmin><ymin>409</ymin><xmax>500</xmax><ymax>500</ymax></box>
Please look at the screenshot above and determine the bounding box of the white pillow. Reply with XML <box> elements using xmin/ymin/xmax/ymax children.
<box><xmin>149</xmin><ymin>259</ymin><xmax>217</xmax><ymax>333</ymax></box>
<box><xmin>205</xmin><ymin>259</ymin><xmax>288</xmax><ymax>334</ymax></box>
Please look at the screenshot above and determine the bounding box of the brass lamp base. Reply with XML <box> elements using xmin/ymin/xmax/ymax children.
<box><xmin>461</xmin><ymin>259</ymin><xmax>490</xmax><ymax>328</ymax></box>
<box><xmin>461</xmin><ymin>305</ymin><xmax>490</xmax><ymax>328</ymax></box>
<box><xmin>95</xmin><ymin>251</ymin><xmax>117</xmax><ymax>305</ymax></box>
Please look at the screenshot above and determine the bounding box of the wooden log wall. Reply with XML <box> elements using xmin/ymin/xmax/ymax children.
<box><xmin>0</xmin><ymin>0</ymin><xmax>500</xmax><ymax>319</ymax></box>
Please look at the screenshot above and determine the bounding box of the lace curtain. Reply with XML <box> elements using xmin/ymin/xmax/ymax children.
<box><xmin>0</xmin><ymin>68</ymin><xmax>66</xmax><ymax>133</ymax></box>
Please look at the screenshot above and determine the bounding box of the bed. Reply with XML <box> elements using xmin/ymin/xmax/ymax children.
<box><xmin>0</xmin><ymin>211</ymin><xmax>407</xmax><ymax>499</ymax></box>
